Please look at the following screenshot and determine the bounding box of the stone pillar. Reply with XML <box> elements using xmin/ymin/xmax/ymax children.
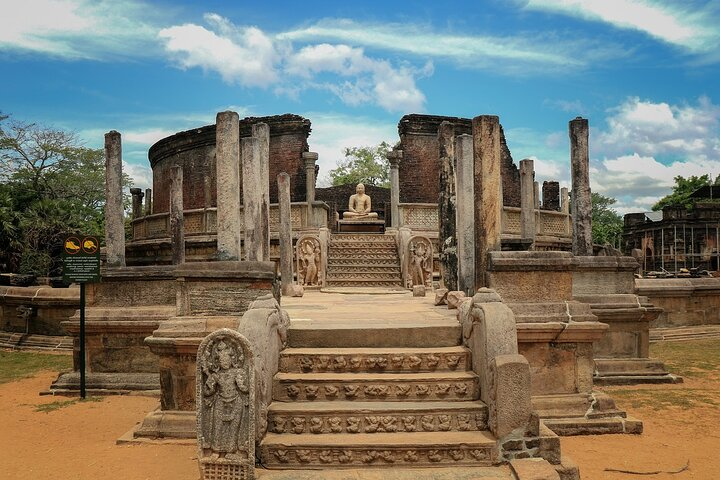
<box><xmin>570</xmin><ymin>117</ymin><xmax>593</xmax><ymax>256</ymax></box>
<box><xmin>303</xmin><ymin>151</ymin><xmax>318</xmax><ymax>226</ymax></box>
<box><xmin>169</xmin><ymin>165</ymin><xmax>185</xmax><ymax>265</ymax></box>
<box><xmin>278</xmin><ymin>172</ymin><xmax>294</xmax><ymax>296</ymax></box>
<box><xmin>472</xmin><ymin>116</ymin><xmax>503</xmax><ymax>289</ymax></box>
<box><xmin>104</xmin><ymin>131</ymin><xmax>125</xmax><ymax>267</ymax></box>
<box><xmin>252</xmin><ymin>123</ymin><xmax>270</xmax><ymax>261</ymax></box>
<box><xmin>387</xmin><ymin>150</ymin><xmax>402</xmax><ymax>228</ymax></box>
<box><xmin>542</xmin><ymin>181</ymin><xmax>560</xmax><ymax>211</ymax></box>
<box><xmin>455</xmin><ymin>134</ymin><xmax>475</xmax><ymax>296</ymax></box>
<box><xmin>130</xmin><ymin>187</ymin><xmax>144</xmax><ymax>219</ymax></box>
<box><xmin>533</xmin><ymin>181</ymin><xmax>540</xmax><ymax>209</ymax></box>
<box><xmin>520</xmin><ymin>159</ymin><xmax>535</xmax><ymax>246</ymax></box>
<box><xmin>243</xmin><ymin>136</ymin><xmax>268</xmax><ymax>262</ymax></box>
<box><xmin>144</xmin><ymin>188</ymin><xmax>152</xmax><ymax>216</ymax></box>
<box><xmin>215</xmin><ymin>111</ymin><xmax>242</xmax><ymax>260</ymax></box>
<box><xmin>438</xmin><ymin>122</ymin><xmax>458</xmax><ymax>291</ymax></box>
<box><xmin>561</xmin><ymin>187</ymin><xmax>569</xmax><ymax>214</ymax></box>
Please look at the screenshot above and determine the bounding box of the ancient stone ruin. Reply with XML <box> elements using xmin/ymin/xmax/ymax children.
<box><xmin>44</xmin><ymin>110</ymin><xmax>696</xmax><ymax>479</ymax></box>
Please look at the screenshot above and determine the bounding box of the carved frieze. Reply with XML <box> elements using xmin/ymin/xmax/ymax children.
<box><xmin>283</xmin><ymin>351</ymin><xmax>468</xmax><ymax>373</ymax></box>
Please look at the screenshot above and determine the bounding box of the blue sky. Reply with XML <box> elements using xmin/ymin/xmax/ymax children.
<box><xmin>1</xmin><ymin>0</ymin><xmax>719</xmax><ymax>214</ymax></box>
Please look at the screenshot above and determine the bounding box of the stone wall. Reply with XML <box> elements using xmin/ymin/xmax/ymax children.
<box><xmin>396</xmin><ymin>114</ymin><xmax>521</xmax><ymax>207</ymax></box>
<box><xmin>635</xmin><ymin>277</ymin><xmax>720</xmax><ymax>327</ymax></box>
<box><xmin>149</xmin><ymin>115</ymin><xmax>311</xmax><ymax>213</ymax></box>
<box><xmin>0</xmin><ymin>285</ymin><xmax>78</xmax><ymax>336</ymax></box>
<box><xmin>315</xmin><ymin>184</ymin><xmax>390</xmax><ymax>220</ymax></box>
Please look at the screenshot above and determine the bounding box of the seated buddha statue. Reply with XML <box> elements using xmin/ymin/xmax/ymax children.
<box><xmin>342</xmin><ymin>183</ymin><xmax>379</xmax><ymax>220</ymax></box>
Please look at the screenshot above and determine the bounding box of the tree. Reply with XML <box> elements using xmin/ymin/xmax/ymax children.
<box><xmin>328</xmin><ymin>142</ymin><xmax>392</xmax><ymax>188</ymax></box>
<box><xmin>592</xmin><ymin>192</ymin><xmax>623</xmax><ymax>247</ymax></box>
<box><xmin>0</xmin><ymin>115</ymin><xmax>132</xmax><ymax>276</ymax></box>
<box><xmin>652</xmin><ymin>175</ymin><xmax>712</xmax><ymax>211</ymax></box>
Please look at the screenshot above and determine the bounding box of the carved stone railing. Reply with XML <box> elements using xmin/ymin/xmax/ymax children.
<box><xmin>398</xmin><ymin>203</ymin><xmax>438</xmax><ymax>232</ymax></box>
<box><xmin>131</xmin><ymin>203</ymin><xmax>329</xmax><ymax>241</ymax></box>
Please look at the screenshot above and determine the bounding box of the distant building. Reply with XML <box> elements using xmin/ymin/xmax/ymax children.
<box><xmin>623</xmin><ymin>186</ymin><xmax>720</xmax><ymax>273</ymax></box>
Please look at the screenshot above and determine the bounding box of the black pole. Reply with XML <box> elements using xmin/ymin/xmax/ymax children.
<box><xmin>79</xmin><ymin>282</ymin><xmax>86</xmax><ymax>399</ymax></box>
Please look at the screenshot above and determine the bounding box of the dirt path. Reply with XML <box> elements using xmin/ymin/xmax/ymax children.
<box><xmin>2</xmin><ymin>370</ymin><xmax>719</xmax><ymax>479</ymax></box>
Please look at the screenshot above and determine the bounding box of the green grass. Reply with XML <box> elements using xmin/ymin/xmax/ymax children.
<box><xmin>34</xmin><ymin>396</ymin><xmax>103</xmax><ymax>413</ymax></box>
<box><xmin>610</xmin><ymin>387</ymin><xmax>720</xmax><ymax>410</ymax></box>
<box><xmin>0</xmin><ymin>350</ymin><xmax>72</xmax><ymax>384</ymax></box>
<box><xmin>650</xmin><ymin>339</ymin><xmax>720</xmax><ymax>378</ymax></box>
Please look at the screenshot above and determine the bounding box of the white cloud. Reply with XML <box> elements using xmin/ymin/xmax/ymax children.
<box><xmin>159</xmin><ymin>16</ymin><xmax>428</xmax><ymax>113</ymax></box>
<box><xmin>159</xmin><ymin>14</ymin><xmax>280</xmax><ymax>87</ymax></box>
<box><xmin>278</xmin><ymin>18</ymin><xmax>619</xmax><ymax>72</ymax></box>
<box><xmin>123</xmin><ymin>161</ymin><xmax>152</xmax><ymax>191</ymax></box>
<box><xmin>0</xmin><ymin>0</ymin><xmax>159</xmax><ymax>59</ymax></box>
<box><xmin>524</xmin><ymin>0</ymin><xmax>720</xmax><ymax>54</ymax></box>
<box><xmin>304</xmin><ymin>113</ymin><xmax>397</xmax><ymax>186</ymax></box>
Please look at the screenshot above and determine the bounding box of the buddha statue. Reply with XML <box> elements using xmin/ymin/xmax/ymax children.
<box><xmin>343</xmin><ymin>183</ymin><xmax>378</xmax><ymax>220</ymax></box>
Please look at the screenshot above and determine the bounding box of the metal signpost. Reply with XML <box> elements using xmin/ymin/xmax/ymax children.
<box><xmin>62</xmin><ymin>235</ymin><xmax>100</xmax><ymax>399</ymax></box>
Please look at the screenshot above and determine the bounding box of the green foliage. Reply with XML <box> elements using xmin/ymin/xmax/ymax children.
<box><xmin>591</xmin><ymin>192</ymin><xmax>623</xmax><ymax>246</ymax></box>
<box><xmin>0</xmin><ymin>115</ymin><xmax>133</xmax><ymax>275</ymax></box>
<box><xmin>0</xmin><ymin>350</ymin><xmax>72</xmax><ymax>384</ymax></box>
<box><xmin>652</xmin><ymin>175</ymin><xmax>712</xmax><ymax>211</ymax></box>
<box><xmin>328</xmin><ymin>142</ymin><xmax>392</xmax><ymax>188</ymax></box>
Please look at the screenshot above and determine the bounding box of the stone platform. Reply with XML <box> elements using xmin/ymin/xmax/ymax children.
<box><xmin>337</xmin><ymin>219</ymin><xmax>385</xmax><ymax>233</ymax></box>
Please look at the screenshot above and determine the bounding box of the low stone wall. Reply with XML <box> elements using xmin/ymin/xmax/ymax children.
<box><xmin>636</xmin><ymin>278</ymin><xmax>720</xmax><ymax>328</ymax></box>
<box><xmin>0</xmin><ymin>285</ymin><xmax>79</xmax><ymax>336</ymax></box>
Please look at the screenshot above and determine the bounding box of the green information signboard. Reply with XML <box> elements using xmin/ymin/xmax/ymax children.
<box><xmin>61</xmin><ymin>235</ymin><xmax>100</xmax><ymax>399</ymax></box>
<box><xmin>62</xmin><ymin>235</ymin><xmax>100</xmax><ymax>283</ymax></box>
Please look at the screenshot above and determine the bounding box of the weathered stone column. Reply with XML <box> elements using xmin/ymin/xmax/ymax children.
<box><xmin>303</xmin><ymin>151</ymin><xmax>318</xmax><ymax>226</ymax></box>
<box><xmin>455</xmin><ymin>134</ymin><xmax>475</xmax><ymax>296</ymax></box>
<box><xmin>130</xmin><ymin>187</ymin><xmax>144</xmax><ymax>219</ymax></box>
<box><xmin>472</xmin><ymin>116</ymin><xmax>502</xmax><ymax>289</ymax></box>
<box><xmin>169</xmin><ymin>165</ymin><xmax>185</xmax><ymax>265</ymax></box>
<box><xmin>253</xmin><ymin>123</ymin><xmax>270</xmax><ymax>260</ymax></box>
<box><xmin>561</xmin><ymin>187</ymin><xmax>570</xmax><ymax>214</ymax></box>
<box><xmin>216</xmin><ymin>111</ymin><xmax>242</xmax><ymax>260</ymax></box>
<box><xmin>533</xmin><ymin>181</ymin><xmax>540</xmax><ymax>209</ymax></box>
<box><xmin>570</xmin><ymin>116</ymin><xmax>593</xmax><ymax>256</ymax></box>
<box><xmin>243</xmin><ymin>136</ymin><xmax>268</xmax><ymax>262</ymax></box>
<box><xmin>438</xmin><ymin>121</ymin><xmax>458</xmax><ymax>290</ymax></box>
<box><xmin>278</xmin><ymin>172</ymin><xmax>294</xmax><ymax>296</ymax></box>
<box><xmin>104</xmin><ymin>131</ymin><xmax>125</xmax><ymax>267</ymax></box>
<box><xmin>520</xmin><ymin>159</ymin><xmax>535</xmax><ymax>246</ymax></box>
<box><xmin>144</xmin><ymin>188</ymin><xmax>152</xmax><ymax>216</ymax></box>
<box><xmin>386</xmin><ymin>150</ymin><xmax>402</xmax><ymax>228</ymax></box>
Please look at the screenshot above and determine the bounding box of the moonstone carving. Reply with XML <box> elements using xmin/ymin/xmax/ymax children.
<box><xmin>197</xmin><ymin>329</ymin><xmax>254</xmax><ymax>480</ymax></box>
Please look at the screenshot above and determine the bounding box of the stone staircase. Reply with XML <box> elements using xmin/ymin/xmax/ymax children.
<box><xmin>259</xmin><ymin>318</ymin><xmax>500</xmax><ymax>468</ymax></box>
<box><xmin>324</xmin><ymin>234</ymin><xmax>403</xmax><ymax>288</ymax></box>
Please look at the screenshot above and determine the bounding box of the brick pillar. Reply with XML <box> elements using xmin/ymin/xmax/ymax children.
<box><xmin>520</xmin><ymin>159</ymin><xmax>536</xmax><ymax>246</ymax></box>
<box><xmin>215</xmin><ymin>111</ymin><xmax>242</xmax><ymax>260</ymax></box>
<box><xmin>570</xmin><ymin>117</ymin><xmax>593</xmax><ymax>256</ymax></box>
<box><xmin>455</xmin><ymin>134</ymin><xmax>475</xmax><ymax>295</ymax></box>
<box><xmin>169</xmin><ymin>165</ymin><xmax>185</xmax><ymax>265</ymax></box>
<box><xmin>278</xmin><ymin>172</ymin><xmax>294</xmax><ymax>296</ymax></box>
<box><xmin>542</xmin><ymin>181</ymin><xmax>560</xmax><ymax>211</ymax></box>
<box><xmin>387</xmin><ymin>150</ymin><xmax>402</xmax><ymax>228</ymax></box>
<box><xmin>472</xmin><ymin>116</ymin><xmax>502</xmax><ymax>289</ymax></box>
<box><xmin>104</xmin><ymin>131</ymin><xmax>125</xmax><ymax>267</ymax></box>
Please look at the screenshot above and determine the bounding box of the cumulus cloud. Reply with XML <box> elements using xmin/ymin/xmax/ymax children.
<box><xmin>158</xmin><ymin>16</ymin><xmax>429</xmax><ymax>113</ymax></box>
<box><xmin>159</xmin><ymin>14</ymin><xmax>280</xmax><ymax>87</ymax></box>
<box><xmin>591</xmin><ymin>97</ymin><xmax>720</xmax><ymax>212</ymax></box>
<box><xmin>0</xmin><ymin>0</ymin><xmax>159</xmax><ymax>59</ymax></box>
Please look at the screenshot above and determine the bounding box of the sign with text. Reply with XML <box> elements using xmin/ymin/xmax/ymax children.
<box><xmin>62</xmin><ymin>235</ymin><xmax>100</xmax><ymax>283</ymax></box>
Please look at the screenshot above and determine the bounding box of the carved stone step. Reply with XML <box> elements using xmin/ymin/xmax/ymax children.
<box><xmin>331</xmin><ymin>234</ymin><xmax>397</xmax><ymax>243</ymax></box>
<box><xmin>326</xmin><ymin>266</ymin><xmax>401</xmax><ymax>274</ymax></box>
<box><xmin>325</xmin><ymin>275</ymin><xmax>403</xmax><ymax>283</ymax></box>
<box><xmin>259</xmin><ymin>431</ymin><xmax>497</xmax><ymax>468</ymax></box>
<box><xmin>288</xmin><ymin>319</ymin><xmax>461</xmax><ymax>348</ymax></box>
<box><xmin>273</xmin><ymin>371</ymin><xmax>479</xmax><ymax>402</ymax></box>
<box><xmin>280</xmin><ymin>346</ymin><xmax>471</xmax><ymax>373</ymax></box>
<box><xmin>326</xmin><ymin>259</ymin><xmax>400</xmax><ymax>267</ymax></box>
<box><xmin>323</xmin><ymin>280</ymin><xmax>405</xmax><ymax>288</ymax></box>
<box><xmin>267</xmin><ymin>400</ymin><xmax>489</xmax><ymax>434</ymax></box>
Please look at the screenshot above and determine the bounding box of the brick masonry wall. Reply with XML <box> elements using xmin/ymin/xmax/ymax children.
<box><xmin>397</xmin><ymin>114</ymin><xmax>521</xmax><ymax>207</ymax></box>
<box><xmin>148</xmin><ymin>115</ymin><xmax>311</xmax><ymax>214</ymax></box>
